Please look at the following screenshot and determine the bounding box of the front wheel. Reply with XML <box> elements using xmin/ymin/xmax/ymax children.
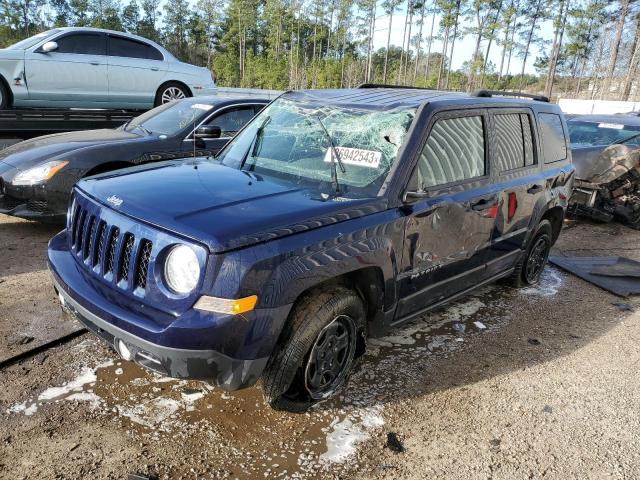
<box><xmin>507</xmin><ymin>219</ymin><xmax>553</xmax><ymax>288</ymax></box>
<box><xmin>261</xmin><ymin>286</ymin><xmax>365</xmax><ymax>412</ymax></box>
<box><xmin>154</xmin><ymin>82</ymin><xmax>190</xmax><ymax>106</ymax></box>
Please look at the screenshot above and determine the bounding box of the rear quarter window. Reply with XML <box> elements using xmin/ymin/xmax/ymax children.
<box><xmin>538</xmin><ymin>113</ymin><xmax>567</xmax><ymax>163</ymax></box>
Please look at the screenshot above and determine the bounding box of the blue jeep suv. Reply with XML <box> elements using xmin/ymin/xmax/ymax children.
<box><xmin>48</xmin><ymin>86</ymin><xmax>574</xmax><ymax>411</ymax></box>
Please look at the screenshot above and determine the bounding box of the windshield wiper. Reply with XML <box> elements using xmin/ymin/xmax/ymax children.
<box><xmin>312</xmin><ymin>114</ymin><xmax>346</xmax><ymax>194</ymax></box>
<box><xmin>130</xmin><ymin>124</ymin><xmax>152</xmax><ymax>136</ymax></box>
<box><xmin>240</xmin><ymin>116</ymin><xmax>271</xmax><ymax>170</ymax></box>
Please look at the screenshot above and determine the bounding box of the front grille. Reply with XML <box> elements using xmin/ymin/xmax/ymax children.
<box><xmin>69</xmin><ymin>203</ymin><xmax>153</xmax><ymax>295</ymax></box>
<box><xmin>105</xmin><ymin>227</ymin><xmax>120</xmax><ymax>275</ymax></box>
<box><xmin>26</xmin><ymin>200</ymin><xmax>50</xmax><ymax>213</ymax></box>
<box><xmin>118</xmin><ymin>233</ymin><xmax>135</xmax><ymax>283</ymax></box>
<box><xmin>0</xmin><ymin>194</ymin><xmax>24</xmax><ymax>211</ymax></box>
<box><xmin>135</xmin><ymin>240</ymin><xmax>153</xmax><ymax>289</ymax></box>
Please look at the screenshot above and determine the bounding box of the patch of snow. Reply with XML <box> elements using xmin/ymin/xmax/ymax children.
<box><xmin>521</xmin><ymin>268</ymin><xmax>562</xmax><ymax>297</ymax></box>
<box><xmin>320</xmin><ymin>406</ymin><xmax>384</xmax><ymax>463</ymax></box>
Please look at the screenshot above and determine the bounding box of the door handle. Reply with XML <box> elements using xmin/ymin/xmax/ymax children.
<box><xmin>527</xmin><ymin>184</ymin><xmax>543</xmax><ymax>194</ymax></box>
<box><xmin>470</xmin><ymin>196</ymin><xmax>498</xmax><ymax>211</ymax></box>
<box><xmin>89</xmin><ymin>61</ymin><xmax>100</xmax><ymax>65</ymax></box>
<box><xmin>151</xmin><ymin>67</ymin><xmax>159</xmax><ymax>71</ymax></box>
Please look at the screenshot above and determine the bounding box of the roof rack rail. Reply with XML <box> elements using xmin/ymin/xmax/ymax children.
<box><xmin>357</xmin><ymin>83</ymin><xmax>431</xmax><ymax>90</ymax></box>
<box><xmin>472</xmin><ymin>89</ymin><xmax>549</xmax><ymax>103</ymax></box>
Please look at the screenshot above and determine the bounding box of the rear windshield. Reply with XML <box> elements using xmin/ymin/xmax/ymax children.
<box><xmin>568</xmin><ymin>120</ymin><xmax>640</xmax><ymax>147</ymax></box>
<box><xmin>217</xmin><ymin>98</ymin><xmax>416</xmax><ymax>199</ymax></box>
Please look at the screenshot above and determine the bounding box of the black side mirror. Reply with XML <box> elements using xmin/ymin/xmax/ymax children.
<box><xmin>195</xmin><ymin>125</ymin><xmax>221</xmax><ymax>139</ymax></box>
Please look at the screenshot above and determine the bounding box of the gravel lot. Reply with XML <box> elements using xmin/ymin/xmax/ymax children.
<box><xmin>1</xmin><ymin>213</ymin><xmax>639</xmax><ymax>479</ymax></box>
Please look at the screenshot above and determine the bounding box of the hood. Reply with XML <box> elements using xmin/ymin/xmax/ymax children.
<box><xmin>572</xmin><ymin>144</ymin><xmax>640</xmax><ymax>184</ymax></box>
<box><xmin>77</xmin><ymin>160</ymin><xmax>386</xmax><ymax>253</ymax></box>
<box><xmin>0</xmin><ymin>129</ymin><xmax>146</xmax><ymax>169</ymax></box>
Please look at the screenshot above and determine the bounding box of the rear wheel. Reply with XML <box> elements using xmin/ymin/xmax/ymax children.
<box><xmin>154</xmin><ymin>82</ymin><xmax>190</xmax><ymax>106</ymax></box>
<box><xmin>507</xmin><ymin>219</ymin><xmax>553</xmax><ymax>288</ymax></box>
<box><xmin>0</xmin><ymin>82</ymin><xmax>9</xmax><ymax>109</ymax></box>
<box><xmin>261</xmin><ymin>286</ymin><xmax>365</xmax><ymax>412</ymax></box>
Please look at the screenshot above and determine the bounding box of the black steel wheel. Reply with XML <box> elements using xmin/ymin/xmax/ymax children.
<box><xmin>261</xmin><ymin>286</ymin><xmax>365</xmax><ymax>412</ymax></box>
<box><xmin>304</xmin><ymin>314</ymin><xmax>357</xmax><ymax>400</ymax></box>
<box><xmin>506</xmin><ymin>219</ymin><xmax>553</xmax><ymax>288</ymax></box>
<box><xmin>0</xmin><ymin>82</ymin><xmax>9</xmax><ymax>109</ymax></box>
<box><xmin>524</xmin><ymin>235</ymin><xmax>551</xmax><ymax>284</ymax></box>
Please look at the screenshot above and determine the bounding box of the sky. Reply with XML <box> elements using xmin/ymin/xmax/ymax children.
<box><xmin>370</xmin><ymin>7</ymin><xmax>556</xmax><ymax>75</ymax></box>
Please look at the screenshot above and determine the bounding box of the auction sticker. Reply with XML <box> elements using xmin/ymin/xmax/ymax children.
<box><xmin>324</xmin><ymin>147</ymin><xmax>382</xmax><ymax>168</ymax></box>
<box><xmin>598</xmin><ymin>122</ymin><xmax>624</xmax><ymax>129</ymax></box>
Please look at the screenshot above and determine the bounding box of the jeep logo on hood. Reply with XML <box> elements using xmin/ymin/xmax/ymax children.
<box><xmin>107</xmin><ymin>195</ymin><xmax>123</xmax><ymax>207</ymax></box>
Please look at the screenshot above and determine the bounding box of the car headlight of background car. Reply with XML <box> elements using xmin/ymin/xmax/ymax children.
<box><xmin>164</xmin><ymin>244</ymin><xmax>201</xmax><ymax>294</ymax></box>
<box><xmin>12</xmin><ymin>160</ymin><xmax>68</xmax><ymax>186</ymax></box>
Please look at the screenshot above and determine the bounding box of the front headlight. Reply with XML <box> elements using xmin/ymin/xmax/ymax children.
<box><xmin>164</xmin><ymin>245</ymin><xmax>200</xmax><ymax>294</ymax></box>
<box><xmin>13</xmin><ymin>160</ymin><xmax>68</xmax><ymax>186</ymax></box>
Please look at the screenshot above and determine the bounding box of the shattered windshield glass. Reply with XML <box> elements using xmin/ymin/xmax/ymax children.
<box><xmin>124</xmin><ymin>98</ymin><xmax>214</xmax><ymax>136</ymax></box>
<box><xmin>218</xmin><ymin>98</ymin><xmax>416</xmax><ymax>198</ymax></box>
<box><xmin>568</xmin><ymin>120</ymin><xmax>640</xmax><ymax>147</ymax></box>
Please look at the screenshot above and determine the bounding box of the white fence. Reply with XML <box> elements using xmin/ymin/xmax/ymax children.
<box><xmin>558</xmin><ymin>98</ymin><xmax>640</xmax><ymax>115</ymax></box>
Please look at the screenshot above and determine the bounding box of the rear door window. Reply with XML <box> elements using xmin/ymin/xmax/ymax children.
<box><xmin>55</xmin><ymin>33</ymin><xmax>106</xmax><ymax>55</ymax></box>
<box><xmin>494</xmin><ymin>113</ymin><xmax>535</xmax><ymax>172</ymax></box>
<box><xmin>108</xmin><ymin>36</ymin><xmax>163</xmax><ymax>60</ymax></box>
<box><xmin>413</xmin><ymin>115</ymin><xmax>486</xmax><ymax>188</ymax></box>
<box><xmin>539</xmin><ymin>113</ymin><xmax>567</xmax><ymax>163</ymax></box>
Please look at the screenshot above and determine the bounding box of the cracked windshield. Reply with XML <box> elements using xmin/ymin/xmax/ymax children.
<box><xmin>124</xmin><ymin>98</ymin><xmax>214</xmax><ymax>136</ymax></box>
<box><xmin>218</xmin><ymin>97</ymin><xmax>416</xmax><ymax>198</ymax></box>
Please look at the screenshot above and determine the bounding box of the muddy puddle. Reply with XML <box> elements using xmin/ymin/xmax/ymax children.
<box><xmin>5</xmin><ymin>268</ymin><xmax>563</xmax><ymax>478</ymax></box>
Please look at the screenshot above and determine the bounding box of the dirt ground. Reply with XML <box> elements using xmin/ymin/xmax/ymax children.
<box><xmin>1</xmin><ymin>213</ymin><xmax>640</xmax><ymax>479</ymax></box>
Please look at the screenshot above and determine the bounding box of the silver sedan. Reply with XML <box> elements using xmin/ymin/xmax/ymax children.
<box><xmin>0</xmin><ymin>27</ymin><xmax>217</xmax><ymax>110</ymax></box>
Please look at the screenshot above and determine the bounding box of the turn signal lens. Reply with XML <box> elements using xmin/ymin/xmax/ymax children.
<box><xmin>194</xmin><ymin>295</ymin><xmax>258</xmax><ymax>315</ymax></box>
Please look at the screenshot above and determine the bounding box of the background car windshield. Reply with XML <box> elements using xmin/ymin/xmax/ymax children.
<box><xmin>126</xmin><ymin>99</ymin><xmax>214</xmax><ymax>136</ymax></box>
<box><xmin>218</xmin><ymin>98</ymin><xmax>415</xmax><ymax>198</ymax></box>
<box><xmin>6</xmin><ymin>30</ymin><xmax>61</xmax><ymax>50</ymax></box>
<box><xmin>568</xmin><ymin>120</ymin><xmax>640</xmax><ymax>147</ymax></box>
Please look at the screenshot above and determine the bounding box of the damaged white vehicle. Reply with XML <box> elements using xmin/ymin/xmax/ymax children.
<box><xmin>0</xmin><ymin>27</ymin><xmax>216</xmax><ymax>110</ymax></box>
<box><xmin>568</xmin><ymin>115</ymin><xmax>640</xmax><ymax>228</ymax></box>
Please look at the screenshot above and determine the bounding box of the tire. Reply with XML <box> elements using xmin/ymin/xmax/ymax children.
<box><xmin>507</xmin><ymin>219</ymin><xmax>553</xmax><ymax>288</ymax></box>
<box><xmin>154</xmin><ymin>82</ymin><xmax>190</xmax><ymax>106</ymax></box>
<box><xmin>0</xmin><ymin>81</ymin><xmax>9</xmax><ymax>109</ymax></box>
<box><xmin>261</xmin><ymin>286</ymin><xmax>366</xmax><ymax>412</ymax></box>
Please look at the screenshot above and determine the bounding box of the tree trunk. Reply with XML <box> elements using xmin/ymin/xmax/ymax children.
<box><xmin>445</xmin><ymin>0</ymin><xmax>461</xmax><ymax>89</ymax></box>
<box><xmin>403</xmin><ymin>4</ymin><xmax>414</xmax><ymax>82</ymax></box>
<box><xmin>518</xmin><ymin>0</ymin><xmax>541</xmax><ymax>91</ymax></box>
<box><xmin>397</xmin><ymin>0</ymin><xmax>410</xmax><ymax>84</ymax></box>
<box><xmin>383</xmin><ymin>8</ymin><xmax>394</xmax><ymax>82</ymax></box>
<box><xmin>437</xmin><ymin>25</ymin><xmax>450</xmax><ymax>89</ymax></box>
<box><xmin>424</xmin><ymin>9</ymin><xmax>436</xmax><ymax>81</ymax></box>
<box><xmin>413</xmin><ymin>0</ymin><xmax>426</xmax><ymax>83</ymax></box>
<box><xmin>622</xmin><ymin>12</ymin><xmax>640</xmax><ymax>100</ymax></box>
<box><xmin>544</xmin><ymin>0</ymin><xmax>568</xmax><ymax>99</ymax></box>
<box><xmin>601</xmin><ymin>0</ymin><xmax>631</xmax><ymax>99</ymax></box>
<box><xmin>480</xmin><ymin>1</ymin><xmax>503</xmax><ymax>88</ymax></box>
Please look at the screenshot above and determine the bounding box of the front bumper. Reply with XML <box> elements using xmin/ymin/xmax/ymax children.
<box><xmin>0</xmin><ymin>162</ymin><xmax>66</xmax><ymax>223</ymax></box>
<box><xmin>48</xmin><ymin>227</ymin><xmax>271</xmax><ymax>390</ymax></box>
<box><xmin>52</xmin><ymin>273</ymin><xmax>268</xmax><ymax>389</ymax></box>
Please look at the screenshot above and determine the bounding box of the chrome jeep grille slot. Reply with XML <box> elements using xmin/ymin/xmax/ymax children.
<box><xmin>118</xmin><ymin>233</ymin><xmax>135</xmax><ymax>284</ymax></box>
<box><xmin>135</xmin><ymin>240</ymin><xmax>153</xmax><ymax>289</ymax></box>
<box><xmin>71</xmin><ymin>204</ymin><xmax>82</xmax><ymax>248</ymax></box>
<box><xmin>83</xmin><ymin>216</ymin><xmax>96</xmax><ymax>260</ymax></box>
<box><xmin>93</xmin><ymin>221</ymin><xmax>106</xmax><ymax>268</ymax></box>
<box><xmin>105</xmin><ymin>227</ymin><xmax>120</xmax><ymax>275</ymax></box>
